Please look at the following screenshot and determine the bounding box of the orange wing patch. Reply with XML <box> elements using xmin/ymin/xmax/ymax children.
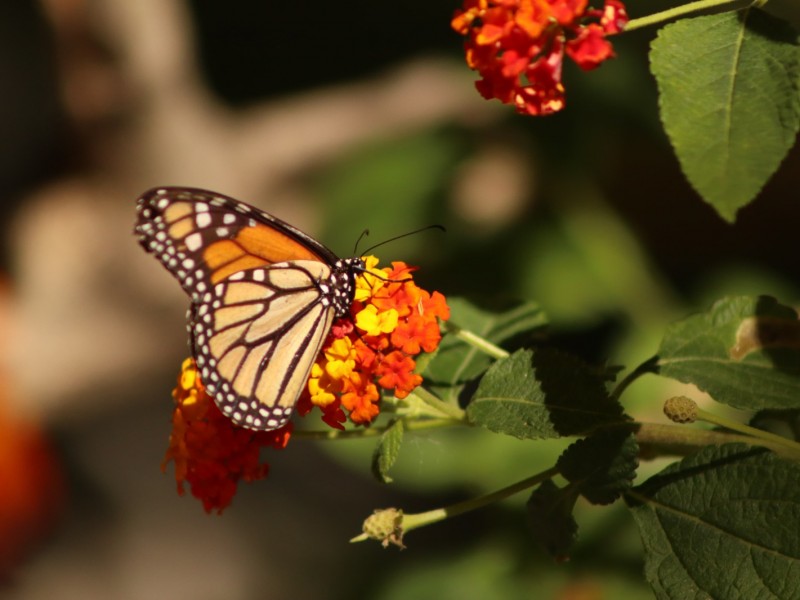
<box><xmin>236</xmin><ymin>225</ymin><xmax>324</xmax><ymax>262</ymax></box>
<box><xmin>204</xmin><ymin>224</ymin><xmax>326</xmax><ymax>284</ymax></box>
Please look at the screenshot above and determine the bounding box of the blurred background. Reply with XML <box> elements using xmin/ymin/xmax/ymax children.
<box><xmin>1</xmin><ymin>1</ymin><xmax>798</xmax><ymax>598</ymax></box>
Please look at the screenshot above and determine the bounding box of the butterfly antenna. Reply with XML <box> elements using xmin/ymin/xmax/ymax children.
<box><xmin>353</xmin><ymin>229</ymin><xmax>371</xmax><ymax>255</ymax></box>
<box><xmin>359</xmin><ymin>224</ymin><xmax>445</xmax><ymax>257</ymax></box>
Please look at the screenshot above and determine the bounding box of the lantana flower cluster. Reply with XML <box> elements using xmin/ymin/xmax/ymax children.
<box><xmin>451</xmin><ymin>0</ymin><xmax>629</xmax><ymax>115</ymax></box>
<box><xmin>162</xmin><ymin>256</ymin><xmax>449</xmax><ymax>513</ymax></box>
<box><xmin>299</xmin><ymin>256</ymin><xmax>450</xmax><ymax>429</ymax></box>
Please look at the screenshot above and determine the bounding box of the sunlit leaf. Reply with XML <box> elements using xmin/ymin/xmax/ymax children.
<box><xmin>657</xmin><ymin>296</ymin><xmax>800</xmax><ymax>410</ymax></box>
<box><xmin>651</xmin><ymin>10</ymin><xmax>800</xmax><ymax>221</ymax></box>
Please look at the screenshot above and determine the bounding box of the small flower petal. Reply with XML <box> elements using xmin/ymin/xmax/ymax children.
<box><xmin>565</xmin><ymin>23</ymin><xmax>614</xmax><ymax>70</ymax></box>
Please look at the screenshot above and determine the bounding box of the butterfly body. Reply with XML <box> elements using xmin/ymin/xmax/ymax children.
<box><xmin>135</xmin><ymin>187</ymin><xmax>364</xmax><ymax>431</ymax></box>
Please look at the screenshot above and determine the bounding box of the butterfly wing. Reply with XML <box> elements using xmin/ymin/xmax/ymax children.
<box><xmin>135</xmin><ymin>187</ymin><xmax>348</xmax><ymax>431</ymax></box>
<box><xmin>134</xmin><ymin>187</ymin><xmax>339</xmax><ymax>302</ymax></box>
<box><xmin>191</xmin><ymin>261</ymin><xmax>335</xmax><ymax>430</ymax></box>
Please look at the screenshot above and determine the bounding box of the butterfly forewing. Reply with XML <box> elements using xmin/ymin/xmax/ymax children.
<box><xmin>135</xmin><ymin>187</ymin><xmax>337</xmax><ymax>301</ymax></box>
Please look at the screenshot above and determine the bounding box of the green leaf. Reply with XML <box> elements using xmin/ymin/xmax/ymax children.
<box><xmin>657</xmin><ymin>296</ymin><xmax>800</xmax><ymax>411</ymax></box>
<box><xmin>371</xmin><ymin>419</ymin><xmax>404</xmax><ymax>484</ymax></box>
<box><xmin>526</xmin><ymin>480</ymin><xmax>579</xmax><ymax>559</ymax></box>
<box><xmin>627</xmin><ymin>444</ymin><xmax>800</xmax><ymax>599</ymax></box>
<box><xmin>650</xmin><ymin>10</ymin><xmax>800</xmax><ymax>221</ymax></box>
<box><xmin>557</xmin><ymin>431</ymin><xmax>639</xmax><ymax>505</ymax></box>
<box><xmin>467</xmin><ymin>348</ymin><xmax>626</xmax><ymax>440</ymax></box>
<box><xmin>424</xmin><ymin>298</ymin><xmax>548</xmax><ymax>405</ymax></box>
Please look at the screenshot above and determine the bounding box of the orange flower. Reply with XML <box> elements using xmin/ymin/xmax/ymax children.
<box><xmin>392</xmin><ymin>314</ymin><xmax>441</xmax><ymax>355</ymax></box>
<box><xmin>163</xmin><ymin>358</ymin><xmax>292</xmax><ymax>513</ymax></box>
<box><xmin>341</xmin><ymin>372</ymin><xmax>381</xmax><ymax>424</ymax></box>
<box><xmin>375</xmin><ymin>351</ymin><xmax>423</xmax><ymax>400</ymax></box>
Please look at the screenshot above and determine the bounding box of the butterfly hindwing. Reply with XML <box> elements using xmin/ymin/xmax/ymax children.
<box><xmin>190</xmin><ymin>261</ymin><xmax>336</xmax><ymax>430</ymax></box>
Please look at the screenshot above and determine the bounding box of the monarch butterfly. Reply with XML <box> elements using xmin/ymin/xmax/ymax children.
<box><xmin>135</xmin><ymin>187</ymin><xmax>365</xmax><ymax>432</ymax></box>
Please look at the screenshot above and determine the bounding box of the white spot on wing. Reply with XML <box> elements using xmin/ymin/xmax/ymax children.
<box><xmin>196</xmin><ymin>213</ymin><xmax>212</xmax><ymax>228</ymax></box>
<box><xmin>185</xmin><ymin>232</ymin><xmax>202</xmax><ymax>252</ymax></box>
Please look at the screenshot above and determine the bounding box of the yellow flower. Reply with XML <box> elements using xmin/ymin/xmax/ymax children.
<box><xmin>178</xmin><ymin>358</ymin><xmax>199</xmax><ymax>405</ymax></box>
<box><xmin>324</xmin><ymin>337</ymin><xmax>357</xmax><ymax>380</ymax></box>
<box><xmin>356</xmin><ymin>304</ymin><xmax>399</xmax><ymax>336</ymax></box>
<box><xmin>308</xmin><ymin>362</ymin><xmax>338</xmax><ymax>406</ymax></box>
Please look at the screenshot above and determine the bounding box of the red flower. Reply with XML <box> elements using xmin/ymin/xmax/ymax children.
<box><xmin>163</xmin><ymin>359</ymin><xmax>292</xmax><ymax>513</ymax></box>
<box><xmin>452</xmin><ymin>0</ymin><xmax>628</xmax><ymax>115</ymax></box>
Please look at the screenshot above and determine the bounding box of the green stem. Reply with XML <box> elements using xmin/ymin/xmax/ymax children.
<box><xmin>412</xmin><ymin>386</ymin><xmax>467</xmax><ymax>420</ymax></box>
<box><xmin>403</xmin><ymin>467</ymin><xmax>558</xmax><ymax>531</ymax></box>
<box><xmin>624</xmin><ymin>0</ymin><xmax>753</xmax><ymax>32</ymax></box>
<box><xmin>352</xmin><ymin>466</ymin><xmax>559</xmax><ymax>543</ymax></box>
<box><xmin>611</xmin><ymin>356</ymin><xmax>660</xmax><ymax>402</ymax></box>
<box><xmin>445</xmin><ymin>323</ymin><xmax>509</xmax><ymax>360</ymax></box>
<box><xmin>695</xmin><ymin>408</ymin><xmax>800</xmax><ymax>460</ymax></box>
<box><xmin>293</xmin><ymin>417</ymin><xmax>461</xmax><ymax>441</ymax></box>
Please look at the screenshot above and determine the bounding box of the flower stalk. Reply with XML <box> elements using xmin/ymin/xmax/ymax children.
<box><xmin>446</xmin><ymin>323</ymin><xmax>509</xmax><ymax>360</ymax></box>
<box><xmin>352</xmin><ymin>466</ymin><xmax>560</xmax><ymax>546</ymax></box>
<box><xmin>406</xmin><ymin>386</ymin><xmax>467</xmax><ymax>420</ymax></box>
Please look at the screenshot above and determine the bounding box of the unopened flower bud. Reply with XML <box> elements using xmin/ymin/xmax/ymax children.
<box><xmin>362</xmin><ymin>508</ymin><xmax>405</xmax><ymax>549</ymax></box>
<box><xmin>664</xmin><ymin>396</ymin><xmax>698</xmax><ymax>424</ymax></box>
